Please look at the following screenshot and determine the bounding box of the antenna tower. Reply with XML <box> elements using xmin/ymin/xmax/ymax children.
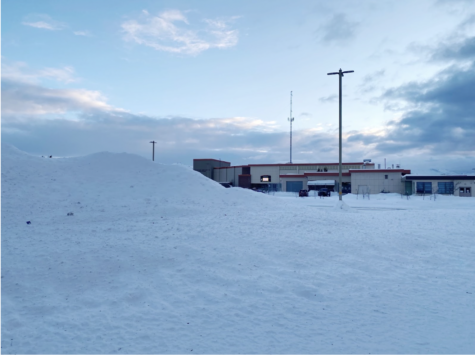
<box><xmin>288</xmin><ymin>91</ymin><xmax>294</xmax><ymax>164</ymax></box>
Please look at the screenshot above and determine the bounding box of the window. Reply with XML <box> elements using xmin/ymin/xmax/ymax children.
<box><xmin>438</xmin><ymin>182</ymin><xmax>454</xmax><ymax>194</ymax></box>
<box><xmin>385</xmin><ymin>175</ymin><xmax>388</xmax><ymax>179</ymax></box>
<box><xmin>260</xmin><ymin>175</ymin><xmax>271</xmax><ymax>182</ymax></box>
<box><xmin>416</xmin><ymin>182</ymin><xmax>432</xmax><ymax>194</ymax></box>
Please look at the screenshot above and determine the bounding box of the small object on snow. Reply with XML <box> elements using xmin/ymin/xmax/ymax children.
<box><xmin>67</xmin><ymin>212</ymin><xmax>74</xmax><ymax>216</ymax></box>
<box><xmin>26</xmin><ymin>221</ymin><xmax>31</xmax><ymax>224</ymax></box>
<box><xmin>49</xmin><ymin>155</ymin><xmax>52</xmax><ymax>158</ymax></box>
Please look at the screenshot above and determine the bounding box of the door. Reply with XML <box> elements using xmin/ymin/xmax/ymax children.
<box><xmin>286</xmin><ymin>181</ymin><xmax>303</xmax><ymax>192</ymax></box>
<box><xmin>460</xmin><ymin>187</ymin><xmax>472</xmax><ymax>197</ymax></box>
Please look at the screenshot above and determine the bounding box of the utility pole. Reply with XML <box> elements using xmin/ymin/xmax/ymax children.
<box><xmin>288</xmin><ymin>91</ymin><xmax>295</xmax><ymax>164</ymax></box>
<box><xmin>150</xmin><ymin>141</ymin><xmax>157</xmax><ymax>161</ymax></box>
<box><xmin>327</xmin><ymin>68</ymin><xmax>354</xmax><ymax>201</ymax></box>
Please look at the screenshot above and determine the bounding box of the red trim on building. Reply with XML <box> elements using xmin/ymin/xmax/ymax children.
<box><xmin>349</xmin><ymin>169</ymin><xmax>411</xmax><ymax>174</ymax></box>
<box><xmin>304</xmin><ymin>172</ymin><xmax>351</xmax><ymax>177</ymax></box>
<box><xmin>248</xmin><ymin>162</ymin><xmax>372</xmax><ymax>167</ymax></box>
<box><xmin>280</xmin><ymin>172</ymin><xmax>352</xmax><ymax>178</ymax></box>
<box><xmin>238</xmin><ymin>174</ymin><xmax>251</xmax><ymax>176</ymax></box>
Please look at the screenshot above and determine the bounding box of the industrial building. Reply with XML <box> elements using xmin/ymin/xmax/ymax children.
<box><xmin>194</xmin><ymin>158</ymin><xmax>412</xmax><ymax>194</ymax></box>
<box><xmin>193</xmin><ymin>158</ymin><xmax>474</xmax><ymax>197</ymax></box>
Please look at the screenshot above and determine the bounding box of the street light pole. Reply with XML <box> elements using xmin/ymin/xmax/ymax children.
<box><xmin>150</xmin><ymin>141</ymin><xmax>157</xmax><ymax>161</ymax></box>
<box><xmin>327</xmin><ymin>68</ymin><xmax>354</xmax><ymax>201</ymax></box>
<box><xmin>288</xmin><ymin>91</ymin><xmax>294</xmax><ymax>164</ymax></box>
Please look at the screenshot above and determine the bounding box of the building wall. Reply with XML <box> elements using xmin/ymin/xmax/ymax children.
<box><xmin>410</xmin><ymin>179</ymin><xmax>475</xmax><ymax>196</ymax></box>
<box><xmin>193</xmin><ymin>159</ymin><xmax>230</xmax><ymax>179</ymax></box>
<box><xmin>454</xmin><ymin>180</ymin><xmax>475</xmax><ymax>196</ymax></box>
<box><xmin>250</xmin><ymin>166</ymin><xmax>280</xmax><ymax>184</ymax></box>
<box><xmin>213</xmin><ymin>167</ymin><xmax>243</xmax><ymax>186</ymax></box>
<box><xmin>351</xmin><ymin>172</ymin><xmax>404</xmax><ymax>194</ymax></box>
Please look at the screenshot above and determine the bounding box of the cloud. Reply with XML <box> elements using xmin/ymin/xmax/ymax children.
<box><xmin>318</xmin><ymin>94</ymin><xmax>337</xmax><ymax>103</ymax></box>
<box><xmin>73</xmin><ymin>30</ymin><xmax>92</xmax><ymax>37</ymax></box>
<box><xmin>1</xmin><ymin>79</ymin><xmax>117</xmax><ymax>116</ymax></box>
<box><xmin>431</xmin><ymin>36</ymin><xmax>475</xmax><ymax>62</ymax></box>
<box><xmin>317</xmin><ymin>13</ymin><xmax>359</xmax><ymax>44</ymax></box>
<box><xmin>2</xmin><ymin>61</ymin><xmax>78</xmax><ymax>84</ymax></box>
<box><xmin>121</xmin><ymin>9</ymin><xmax>239</xmax><ymax>55</ymax></box>
<box><xmin>459</xmin><ymin>14</ymin><xmax>475</xmax><ymax>29</ymax></box>
<box><xmin>348</xmin><ymin>62</ymin><xmax>475</xmax><ymax>157</ymax></box>
<box><xmin>22</xmin><ymin>14</ymin><xmax>65</xmax><ymax>31</ymax></box>
<box><xmin>358</xmin><ymin>70</ymin><xmax>385</xmax><ymax>94</ymax></box>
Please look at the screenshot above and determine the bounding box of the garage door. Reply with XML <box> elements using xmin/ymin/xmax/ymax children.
<box><xmin>286</xmin><ymin>181</ymin><xmax>303</xmax><ymax>192</ymax></box>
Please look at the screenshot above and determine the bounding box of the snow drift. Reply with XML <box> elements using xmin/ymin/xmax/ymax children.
<box><xmin>2</xmin><ymin>143</ymin><xmax>474</xmax><ymax>353</ymax></box>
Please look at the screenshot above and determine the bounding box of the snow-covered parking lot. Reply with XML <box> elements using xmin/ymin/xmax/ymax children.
<box><xmin>2</xmin><ymin>144</ymin><xmax>474</xmax><ymax>354</ymax></box>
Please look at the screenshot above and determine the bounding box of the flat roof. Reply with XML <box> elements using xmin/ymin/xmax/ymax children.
<box><xmin>404</xmin><ymin>175</ymin><xmax>474</xmax><ymax>181</ymax></box>
<box><xmin>193</xmin><ymin>158</ymin><xmax>231</xmax><ymax>164</ymax></box>
<box><xmin>214</xmin><ymin>165</ymin><xmax>249</xmax><ymax>169</ymax></box>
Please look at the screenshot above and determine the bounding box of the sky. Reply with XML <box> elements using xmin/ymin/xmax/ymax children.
<box><xmin>2</xmin><ymin>0</ymin><xmax>475</xmax><ymax>174</ymax></box>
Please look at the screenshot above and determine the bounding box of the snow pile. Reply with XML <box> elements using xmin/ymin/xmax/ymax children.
<box><xmin>332</xmin><ymin>200</ymin><xmax>352</xmax><ymax>211</ymax></box>
<box><xmin>2</xmin><ymin>144</ymin><xmax>475</xmax><ymax>354</ymax></box>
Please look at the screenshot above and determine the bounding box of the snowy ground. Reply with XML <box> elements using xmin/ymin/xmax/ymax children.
<box><xmin>2</xmin><ymin>144</ymin><xmax>475</xmax><ymax>354</ymax></box>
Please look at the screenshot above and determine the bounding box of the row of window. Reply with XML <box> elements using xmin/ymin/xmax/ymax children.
<box><xmin>416</xmin><ymin>182</ymin><xmax>454</xmax><ymax>194</ymax></box>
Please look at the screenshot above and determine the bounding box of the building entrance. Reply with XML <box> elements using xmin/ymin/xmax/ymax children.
<box><xmin>286</xmin><ymin>181</ymin><xmax>303</xmax><ymax>192</ymax></box>
<box><xmin>460</xmin><ymin>187</ymin><xmax>472</xmax><ymax>197</ymax></box>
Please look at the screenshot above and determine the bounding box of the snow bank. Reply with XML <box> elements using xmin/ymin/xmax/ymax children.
<box><xmin>2</xmin><ymin>144</ymin><xmax>475</xmax><ymax>354</ymax></box>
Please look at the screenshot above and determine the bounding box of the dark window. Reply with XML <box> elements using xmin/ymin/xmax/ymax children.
<box><xmin>385</xmin><ymin>175</ymin><xmax>388</xmax><ymax>179</ymax></box>
<box><xmin>242</xmin><ymin>167</ymin><xmax>250</xmax><ymax>174</ymax></box>
<box><xmin>260</xmin><ymin>175</ymin><xmax>271</xmax><ymax>182</ymax></box>
<box><xmin>416</xmin><ymin>182</ymin><xmax>432</xmax><ymax>194</ymax></box>
<box><xmin>438</xmin><ymin>182</ymin><xmax>454</xmax><ymax>194</ymax></box>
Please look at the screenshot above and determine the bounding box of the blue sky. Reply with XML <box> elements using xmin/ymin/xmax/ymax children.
<box><xmin>2</xmin><ymin>0</ymin><xmax>475</xmax><ymax>173</ymax></box>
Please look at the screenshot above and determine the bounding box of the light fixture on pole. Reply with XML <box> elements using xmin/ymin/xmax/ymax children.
<box><xmin>327</xmin><ymin>68</ymin><xmax>354</xmax><ymax>201</ymax></box>
<box><xmin>150</xmin><ymin>141</ymin><xmax>157</xmax><ymax>161</ymax></box>
<box><xmin>288</xmin><ymin>91</ymin><xmax>294</xmax><ymax>164</ymax></box>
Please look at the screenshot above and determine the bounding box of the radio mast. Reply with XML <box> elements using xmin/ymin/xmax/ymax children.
<box><xmin>288</xmin><ymin>91</ymin><xmax>294</xmax><ymax>164</ymax></box>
